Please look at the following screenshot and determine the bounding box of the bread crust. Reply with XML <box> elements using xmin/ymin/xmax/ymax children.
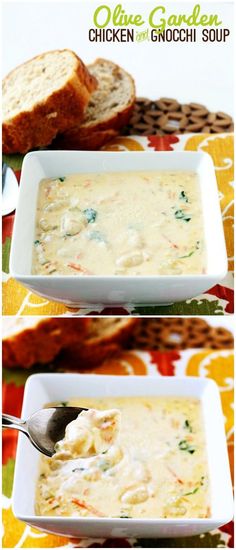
<box><xmin>82</xmin><ymin>58</ymin><xmax>136</xmax><ymax>132</ymax></box>
<box><xmin>54</xmin><ymin>58</ymin><xmax>135</xmax><ymax>150</ymax></box>
<box><xmin>3</xmin><ymin>317</ymin><xmax>89</xmax><ymax>368</ymax></box>
<box><xmin>52</xmin><ymin>129</ymin><xmax>118</xmax><ymax>150</ymax></box>
<box><xmin>2</xmin><ymin>50</ymin><xmax>97</xmax><ymax>154</ymax></box>
<box><xmin>60</xmin><ymin>318</ymin><xmax>138</xmax><ymax>368</ymax></box>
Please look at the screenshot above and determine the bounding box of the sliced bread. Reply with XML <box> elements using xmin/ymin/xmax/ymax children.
<box><xmin>59</xmin><ymin>318</ymin><xmax>138</xmax><ymax>368</ymax></box>
<box><xmin>53</xmin><ymin>128</ymin><xmax>118</xmax><ymax>151</ymax></box>
<box><xmin>2</xmin><ymin>317</ymin><xmax>89</xmax><ymax>368</ymax></box>
<box><xmin>2</xmin><ymin>49</ymin><xmax>97</xmax><ymax>154</ymax></box>
<box><xmin>54</xmin><ymin>58</ymin><xmax>135</xmax><ymax>149</ymax></box>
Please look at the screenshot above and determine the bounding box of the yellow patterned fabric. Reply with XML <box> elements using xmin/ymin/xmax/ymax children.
<box><xmin>184</xmin><ymin>135</ymin><xmax>234</xmax><ymax>271</ymax></box>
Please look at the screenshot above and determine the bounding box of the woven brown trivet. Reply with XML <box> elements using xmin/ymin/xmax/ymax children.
<box><xmin>122</xmin><ymin>97</ymin><xmax>234</xmax><ymax>136</ymax></box>
<box><xmin>126</xmin><ymin>318</ymin><xmax>233</xmax><ymax>350</ymax></box>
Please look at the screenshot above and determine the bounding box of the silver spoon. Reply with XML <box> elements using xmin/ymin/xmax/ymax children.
<box><xmin>2</xmin><ymin>162</ymin><xmax>19</xmax><ymax>216</ymax></box>
<box><xmin>2</xmin><ymin>407</ymin><xmax>88</xmax><ymax>457</ymax></box>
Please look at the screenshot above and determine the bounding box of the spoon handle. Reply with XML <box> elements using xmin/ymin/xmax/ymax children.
<box><xmin>2</xmin><ymin>414</ymin><xmax>28</xmax><ymax>434</ymax></box>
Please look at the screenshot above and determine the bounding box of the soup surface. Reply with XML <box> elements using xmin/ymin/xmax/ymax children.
<box><xmin>35</xmin><ymin>397</ymin><xmax>210</xmax><ymax>518</ymax></box>
<box><xmin>32</xmin><ymin>171</ymin><xmax>206</xmax><ymax>275</ymax></box>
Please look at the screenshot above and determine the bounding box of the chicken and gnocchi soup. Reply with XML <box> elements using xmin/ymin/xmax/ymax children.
<box><xmin>35</xmin><ymin>397</ymin><xmax>210</xmax><ymax>518</ymax></box>
<box><xmin>53</xmin><ymin>408</ymin><xmax>120</xmax><ymax>460</ymax></box>
<box><xmin>32</xmin><ymin>171</ymin><xmax>206</xmax><ymax>276</ymax></box>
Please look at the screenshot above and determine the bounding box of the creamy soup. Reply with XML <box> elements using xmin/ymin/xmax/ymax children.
<box><xmin>32</xmin><ymin>171</ymin><xmax>206</xmax><ymax>276</ymax></box>
<box><xmin>35</xmin><ymin>397</ymin><xmax>210</xmax><ymax>518</ymax></box>
<box><xmin>53</xmin><ymin>408</ymin><xmax>120</xmax><ymax>459</ymax></box>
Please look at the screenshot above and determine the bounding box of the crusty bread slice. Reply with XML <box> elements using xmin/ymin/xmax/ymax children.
<box><xmin>2</xmin><ymin>317</ymin><xmax>137</xmax><ymax>370</ymax></box>
<box><xmin>52</xmin><ymin>128</ymin><xmax>118</xmax><ymax>151</ymax></box>
<box><xmin>59</xmin><ymin>318</ymin><xmax>138</xmax><ymax>368</ymax></box>
<box><xmin>54</xmin><ymin>58</ymin><xmax>135</xmax><ymax>149</ymax></box>
<box><xmin>2</xmin><ymin>49</ymin><xmax>97</xmax><ymax>154</ymax></box>
<box><xmin>2</xmin><ymin>317</ymin><xmax>89</xmax><ymax>368</ymax></box>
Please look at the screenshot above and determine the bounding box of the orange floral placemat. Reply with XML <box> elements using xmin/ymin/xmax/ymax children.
<box><xmin>2</xmin><ymin>348</ymin><xmax>234</xmax><ymax>548</ymax></box>
<box><xmin>2</xmin><ymin>133</ymin><xmax>234</xmax><ymax>316</ymax></box>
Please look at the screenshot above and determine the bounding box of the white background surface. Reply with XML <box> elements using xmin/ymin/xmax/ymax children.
<box><xmin>2</xmin><ymin>0</ymin><xmax>234</xmax><ymax>114</ymax></box>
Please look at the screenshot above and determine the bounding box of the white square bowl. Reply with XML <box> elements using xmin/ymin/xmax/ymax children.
<box><xmin>10</xmin><ymin>151</ymin><xmax>227</xmax><ymax>308</ymax></box>
<box><xmin>12</xmin><ymin>374</ymin><xmax>233</xmax><ymax>539</ymax></box>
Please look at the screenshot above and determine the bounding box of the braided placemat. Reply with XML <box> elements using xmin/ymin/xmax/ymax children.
<box><xmin>126</xmin><ymin>318</ymin><xmax>233</xmax><ymax>350</ymax></box>
<box><xmin>122</xmin><ymin>97</ymin><xmax>234</xmax><ymax>136</ymax></box>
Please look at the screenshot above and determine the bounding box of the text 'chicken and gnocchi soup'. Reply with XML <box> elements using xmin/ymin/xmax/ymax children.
<box><xmin>35</xmin><ymin>397</ymin><xmax>210</xmax><ymax>518</ymax></box>
<box><xmin>32</xmin><ymin>171</ymin><xmax>206</xmax><ymax>275</ymax></box>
